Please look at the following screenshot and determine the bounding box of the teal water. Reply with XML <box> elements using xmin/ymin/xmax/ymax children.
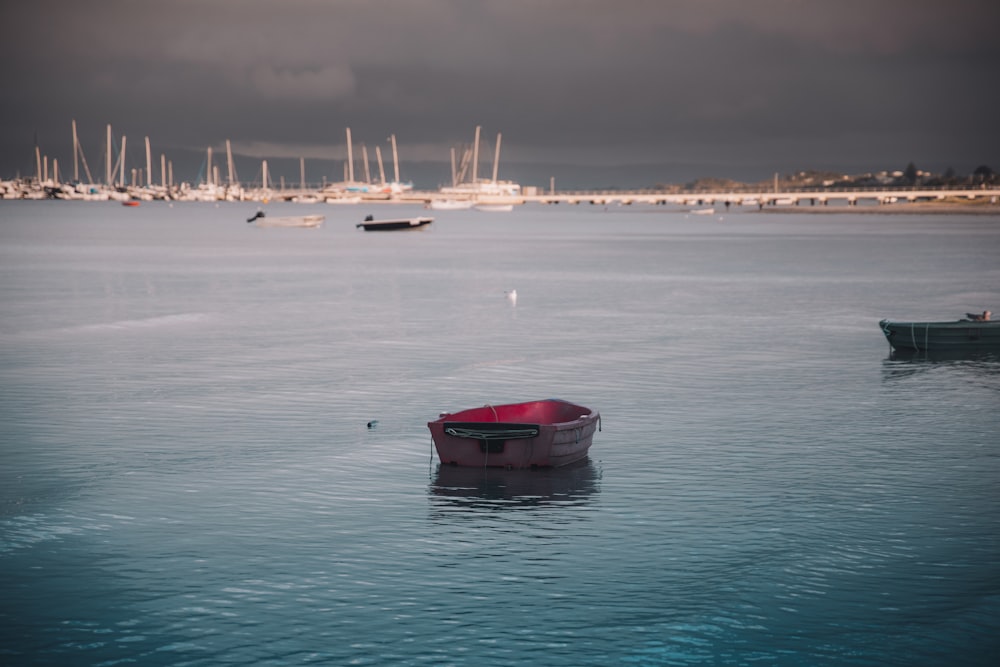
<box><xmin>1</xmin><ymin>201</ymin><xmax>998</xmax><ymax>665</ymax></box>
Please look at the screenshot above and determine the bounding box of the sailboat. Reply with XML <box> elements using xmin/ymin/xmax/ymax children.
<box><xmin>439</xmin><ymin>126</ymin><xmax>521</xmax><ymax>199</ymax></box>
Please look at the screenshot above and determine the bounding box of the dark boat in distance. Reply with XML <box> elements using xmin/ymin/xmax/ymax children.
<box><xmin>879</xmin><ymin>313</ymin><xmax>999</xmax><ymax>353</ymax></box>
<box><xmin>356</xmin><ymin>215</ymin><xmax>433</xmax><ymax>231</ymax></box>
<box><xmin>428</xmin><ymin>399</ymin><xmax>600</xmax><ymax>469</ymax></box>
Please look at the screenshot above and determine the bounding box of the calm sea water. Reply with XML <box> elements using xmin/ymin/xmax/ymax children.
<box><xmin>1</xmin><ymin>200</ymin><xmax>998</xmax><ymax>666</ymax></box>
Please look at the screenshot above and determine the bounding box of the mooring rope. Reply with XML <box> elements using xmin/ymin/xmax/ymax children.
<box><xmin>444</xmin><ymin>426</ymin><xmax>540</xmax><ymax>440</ymax></box>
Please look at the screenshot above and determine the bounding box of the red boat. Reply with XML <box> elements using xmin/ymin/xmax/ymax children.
<box><xmin>427</xmin><ymin>399</ymin><xmax>600</xmax><ymax>469</ymax></box>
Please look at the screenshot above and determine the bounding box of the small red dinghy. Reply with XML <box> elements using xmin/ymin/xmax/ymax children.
<box><xmin>428</xmin><ymin>399</ymin><xmax>600</xmax><ymax>469</ymax></box>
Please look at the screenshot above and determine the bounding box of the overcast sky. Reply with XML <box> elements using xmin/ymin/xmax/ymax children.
<box><xmin>2</xmin><ymin>0</ymin><xmax>998</xmax><ymax>188</ymax></box>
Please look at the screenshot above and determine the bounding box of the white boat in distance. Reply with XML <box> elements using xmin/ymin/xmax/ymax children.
<box><xmin>246</xmin><ymin>211</ymin><xmax>324</xmax><ymax>228</ymax></box>
<box><xmin>325</xmin><ymin>195</ymin><xmax>362</xmax><ymax>205</ymax></box>
<box><xmin>440</xmin><ymin>180</ymin><xmax>521</xmax><ymax>197</ymax></box>
<box><xmin>428</xmin><ymin>198</ymin><xmax>474</xmax><ymax>210</ymax></box>
<box><xmin>474</xmin><ymin>203</ymin><xmax>514</xmax><ymax>212</ymax></box>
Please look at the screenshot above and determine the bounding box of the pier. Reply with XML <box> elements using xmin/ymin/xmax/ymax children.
<box><xmin>408</xmin><ymin>186</ymin><xmax>1000</xmax><ymax>209</ymax></box>
<box><xmin>3</xmin><ymin>176</ymin><xmax>998</xmax><ymax>209</ymax></box>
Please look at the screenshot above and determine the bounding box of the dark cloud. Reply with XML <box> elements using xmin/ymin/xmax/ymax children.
<box><xmin>2</xmin><ymin>0</ymin><xmax>998</xmax><ymax>188</ymax></box>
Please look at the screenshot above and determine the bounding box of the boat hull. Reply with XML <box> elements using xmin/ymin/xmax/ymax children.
<box><xmin>254</xmin><ymin>214</ymin><xmax>324</xmax><ymax>228</ymax></box>
<box><xmin>879</xmin><ymin>319</ymin><xmax>1000</xmax><ymax>352</ymax></box>
<box><xmin>356</xmin><ymin>217</ymin><xmax>433</xmax><ymax>231</ymax></box>
<box><xmin>428</xmin><ymin>199</ymin><xmax>473</xmax><ymax>210</ymax></box>
<box><xmin>428</xmin><ymin>399</ymin><xmax>599</xmax><ymax>469</ymax></box>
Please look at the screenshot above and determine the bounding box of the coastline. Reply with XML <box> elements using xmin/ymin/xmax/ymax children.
<box><xmin>757</xmin><ymin>202</ymin><xmax>1000</xmax><ymax>215</ymax></box>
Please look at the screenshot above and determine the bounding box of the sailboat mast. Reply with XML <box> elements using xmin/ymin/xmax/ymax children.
<box><xmin>300</xmin><ymin>157</ymin><xmax>306</xmax><ymax>189</ymax></box>
<box><xmin>72</xmin><ymin>120</ymin><xmax>79</xmax><ymax>182</ymax></box>
<box><xmin>226</xmin><ymin>140</ymin><xmax>235</xmax><ymax>185</ymax></box>
<box><xmin>119</xmin><ymin>135</ymin><xmax>126</xmax><ymax>187</ymax></box>
<box><xmin>346</xmin><ymin>128</ymin><xmax>354</xmax><ymax>183</ymax></box>
<box><xmin>361</xmin><ymin>144</ymin><xmax>371</xmax><ymax>184</ymax></box>
<box><xmin>391</xmin><ymin>134</ymin><xmax>400</xmax><ymax>183</ymax></box>
<box><xmin>492</xmin><ymin>133</ymin><xmax>502</xmax><ymax>183</ymax></box>
<box><xmin>206</xmin><ymin>147</ymin><xmax>213</xmax><ymax>186</ymax></box>
<box><xmin>73</xmin><ymin>121</ymin><xmax>94</xmax><ymax>185</ymax></box>
<box><xmin>450</xmin><ymin>147</ymin><xmax>457</xmax><ymax>187</ymax></box>
<box><xmin>106</xmin><ymin>124</ymin><xmax>112</xmax><ymax>185</ymax></box>
<box><xmin>375</xmin><ymin>146</ymin><xmax>386</xmax><ymax>185</ymax></box>
<box><xmin>471</xmin><ymin>125</ymin><xmax>481</xmax><ymax>184</ymax></box>
<box><xmin>145</xmin><ymin>136</ymin><xmax>152</xmax><ymax>187</ymax></box>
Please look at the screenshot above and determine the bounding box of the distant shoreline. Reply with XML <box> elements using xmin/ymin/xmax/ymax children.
<box><xmin>756</xmin><ymin>202</ymin><xmax>1000</xmax><ymax>215</ymax></box>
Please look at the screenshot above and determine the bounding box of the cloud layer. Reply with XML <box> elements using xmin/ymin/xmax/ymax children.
<box><xmin>2</xmin><ymin>0</ymin><xmax>997</xmax><ymax>187</ymax></box>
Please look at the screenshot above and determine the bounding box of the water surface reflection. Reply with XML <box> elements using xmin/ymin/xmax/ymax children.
<box><xmin>881</xmin><ymin>352</ymin><xmax>1000</xmax><ymax>382</ymax></box>
<box><xmin>428</xmin><ymin>457</ymin><xmax>601</xmax><ymax>512</ymax></box>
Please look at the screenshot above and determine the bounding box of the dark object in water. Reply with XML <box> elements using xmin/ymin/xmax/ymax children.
<box><xmin>356</xmin><ymin>216</ymin><xmax>434</xmax><ymax>231</ymax></box>
<box><xmin>246</xmin><ymin>210</ymin><xmax>266</xmax><ymax>223</ymax></box>
<box><xmin>879</xmin><ymin>317</ymin><xmax>1000</xmax><ymax>353</ymax></box>
<box><xmin>367</xmin><ymin>420</ymin><xmax>379</xmax><ymax>428</ymax></box>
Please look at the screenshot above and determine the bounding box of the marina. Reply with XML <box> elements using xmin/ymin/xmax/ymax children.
<box><xmin>7</xmin><ymin>122</ymin><xmax>998</xmax><ymax>211</ymax></box>
<box><xmin>5</xmin><ymin>177</ymin><xmax>1000</xmax><ymax>210</ymax></box>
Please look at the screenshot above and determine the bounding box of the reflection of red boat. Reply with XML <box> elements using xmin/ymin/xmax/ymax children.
<box><xmin>122</xmin><ymin>201</ymin><xmax>139</xmax><ymax>207</ymax></box>
<box><xmin>431</xmin><ymin>458</ymin><xmax>600</xmax><ymax>509</ymax></box>
<box><xmin>427</xmin><ymin>399</ymin><xmax>600</xmax><ymax>469</ymax></box>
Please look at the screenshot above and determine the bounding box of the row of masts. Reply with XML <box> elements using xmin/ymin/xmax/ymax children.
<box><xmin>343</xmin><ymin>128</ymin><xmax>401</xmax><ymax>183</ymax></box>
<box><xmin>33</xmin><ymin>120</ymin><xmax>410</xmax><ymax>192</ymax></box>
<box><xmin>31</xmin><ymin>121</ymin><xmax>510</xmax><ymax>195</ymax></box>
<box><xmin>450</xmin><ymin>125</ymin><xmax>503</xmax><ymax>187</ymax></box>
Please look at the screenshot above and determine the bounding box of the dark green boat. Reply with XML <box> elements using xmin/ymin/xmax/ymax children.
<box><xmin>879</xmin><ymin>314</ymin><xmax>999</xmax><ymax>353</ymax></box>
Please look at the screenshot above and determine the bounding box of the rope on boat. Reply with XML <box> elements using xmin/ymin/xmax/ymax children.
<box><xmin>909</xmin><ymin>321</ymin><xmax>930</xmax><ymax>351</ymax></box>
<box><xmin>444</xmin><ymin>426</ymin><xmax>540</xmax><ymax>440</ymax></box>
<box><xmin>486</xmin><ymin>403</ymin><xmax>498</xmax><ymax>422</ymax></box>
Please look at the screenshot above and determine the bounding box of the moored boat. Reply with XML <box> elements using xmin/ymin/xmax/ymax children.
<box><xmin>427</xmin><ymin>399</ymin><xmax>600</xmax><ymax>469</ymax></box>
<box><xmin>879</xmin><ymin>315</ymin><xmax>1000</xmax><ymax>353</ymax></box>
<box><xmin>246</xmin><ymin>210</ymin><xmax>324</xmax><ymax>228</ymax></box>
<box><xmin>428</xmin><ymin>198</ymin><xmax>474</xmax><ymax>210</ymax></box>
<box><xmin>356</xmin><ymin>215</ymin><xmax>433</xmax><ymax>231</ymax></box>
<box><xmin>474</xmin><ymin>203</ymin><xmax>515</xmax><ymax>212</ymax></box>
